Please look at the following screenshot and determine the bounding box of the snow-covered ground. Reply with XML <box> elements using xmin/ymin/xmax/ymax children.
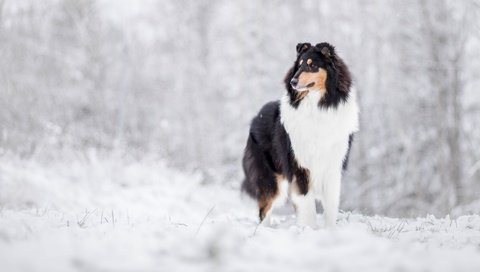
<box><xmin>1</xmin><ymin>155</ymin><xmax>480</xmax><ymax>272</ymax></box>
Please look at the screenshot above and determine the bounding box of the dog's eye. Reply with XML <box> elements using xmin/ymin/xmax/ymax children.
<box><xmin>311</xmin><ymin>64</ymin><xmax>317</xmax><ymax>69</ymax></box>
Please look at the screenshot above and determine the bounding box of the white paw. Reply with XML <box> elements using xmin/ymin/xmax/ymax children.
<box><xmin>297</xmin><ymin>216</ymin><xmax>318</xmax><ymax>229</ymax></box>
<box><xmin>323</xmin><ymin>215</ymin><xmax>337</xmax><ymax>229</ymax></box>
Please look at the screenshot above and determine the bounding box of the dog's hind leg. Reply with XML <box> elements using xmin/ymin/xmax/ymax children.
<box><xmin>258</xmin><ymin>175</ymin><xmax>289</xmax><ymax>226</ymax></box>
<box><xmin>242</xmin><ymin>135</ymin><xmax>285</xmax><ymax>225</ymax></box>
<box><xmin>258</xmin><ymin>195</ymin><xmax>274</xmax><ymax>226</ymax></box>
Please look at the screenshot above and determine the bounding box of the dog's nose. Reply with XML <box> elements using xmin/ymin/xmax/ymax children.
<box><xmin>290</xmin><ymin>78</ymin><xmax>298</xmax><ymax>87</ymax></box>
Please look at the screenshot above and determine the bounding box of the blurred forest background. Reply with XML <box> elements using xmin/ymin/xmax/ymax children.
<box><xmin>1</xmin><ymin>0</ymin><xmax>480</xmax><ymax>217</ymax></box>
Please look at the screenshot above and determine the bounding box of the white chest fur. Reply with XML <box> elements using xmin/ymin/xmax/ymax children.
<box><xmin>280</xmin><ymin>90</ymin><xmax>359</xmax><ymax>190</ymax></box>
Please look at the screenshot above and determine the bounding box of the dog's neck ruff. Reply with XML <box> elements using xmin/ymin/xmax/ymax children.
<box><xmin>279</xmin><ymin>89</ymin><xmax>359</xmax><ymax>182</ymax></box>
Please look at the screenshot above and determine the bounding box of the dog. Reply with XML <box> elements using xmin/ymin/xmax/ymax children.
<box><xmin>241</xmin><ymin>42</ymin><xmax>359</xmax><ymax>228</ymax></box>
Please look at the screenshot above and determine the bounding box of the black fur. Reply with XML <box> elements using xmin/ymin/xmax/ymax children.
<box><xmin>241</xmin><ymin>42</ymin><xmax>354</xmax><ymax>221</ymax></box>
<box><xmin>342</xmin><ymin>134</ymin><xmax>354</xmax><ymax>170</ymax></box>
<box><xmin>241</xmin><ymin>101</ymin><xmax>310</xmax><ymax>201</ymax></box>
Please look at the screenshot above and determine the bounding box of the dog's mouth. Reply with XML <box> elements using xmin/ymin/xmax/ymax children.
<box><xmin>294</xmin><ymin>82</ymin><xmax>315</xmax><ymax>92</ymax></box>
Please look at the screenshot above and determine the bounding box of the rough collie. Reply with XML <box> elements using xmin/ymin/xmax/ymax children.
<box><xmin>242</xmin><ymin>42</ymin><xmax>359</xmax><ymax>228</ymax></box>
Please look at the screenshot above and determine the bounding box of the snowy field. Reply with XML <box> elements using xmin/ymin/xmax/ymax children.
<box><xmin>1</xmin><ymin>156</ymin><xmax>480</xmax><ymax>272</ymax></box>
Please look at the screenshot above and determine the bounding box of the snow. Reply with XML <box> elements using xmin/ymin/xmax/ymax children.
<box><xmin>1</xmin><ymin>156</ymin><xmax>480</xmax><ymax>272</ymax></box>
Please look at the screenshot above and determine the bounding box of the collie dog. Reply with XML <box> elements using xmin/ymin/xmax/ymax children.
<box><xmin>242</xmin><ymin>42</ymin><xmax>359</xmax><ymax>228</ymax></box>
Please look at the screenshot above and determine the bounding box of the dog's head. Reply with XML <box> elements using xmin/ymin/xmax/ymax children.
<box><xmin>284</xmin><ymin>42</ymin><xmax>352</xmax><ymax>108</ymax></box>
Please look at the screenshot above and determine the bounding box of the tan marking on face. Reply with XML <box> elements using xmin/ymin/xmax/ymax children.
<box><xmin>297</xmin><ymin>68</ymin><xmax>328</xmax><ymax>96</ymax></box>
<box><xmin>307</xmin><ymin>59</ymin><xmax>312</xmax><ymax>65</ymax></box>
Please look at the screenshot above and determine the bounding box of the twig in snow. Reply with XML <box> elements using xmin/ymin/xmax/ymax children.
<box><xmin>77</xmin><ymin>209</ymin><xmax>96</xmax><ymax>228</ymax></box>
<box><xmin>168</xmin><ymin>215</ymin><xmax>188</xmax><ymax>227</ymax></box>
<box><xmin>111</xmin><ymin>210</ymin><xmax>115</xmax><ymax>228</ymax></box>
<box><xmin>35</xmin><ymin>207</ymin><xmax>47</xmax><ymax>217</ymax></box>
<box><xmin>195</xmin><ymin>205</ymin><xmax>215</xmax><ymax>236</ymax></box>
<box><xmin>449</xmin><ymin>218</ymin><xmax>458</xmax><ymax>228</ymax></box>
<box><xmin>366</xmin><ymin>220</ymin><xmax>375</xmax><ymax>233</ymax></box>
<box><xmin>252</xmin><ymin>221</ymin><xmax>261</xmax><ymax>236</ymax></box>
<box><xmin>388</xmin><ymin>219</ymin><xmax>407</xmax><ymax>239</ymax></box>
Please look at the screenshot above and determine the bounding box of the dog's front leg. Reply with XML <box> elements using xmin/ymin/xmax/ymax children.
<box><xmin>322</xmin><ymin>171</ymin><xmax>341</xmax><ymax>228</ymax></box>
<box><xmin>287</xmin><ymin>157</ymin><xmax>317</xmax><ymax>228</ymax></box>
<box><xmin>291</xmin><ymin>191</ymin><xmax>317</xmax><ymax>228</ymax></box>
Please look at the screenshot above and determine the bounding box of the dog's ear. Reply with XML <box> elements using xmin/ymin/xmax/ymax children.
<box><xmin>315</xmin><ymin>43</ymin><xmax>335</xmax><ymax>59</ymax></box>
<box><xmin>318</xmin><ymin>43</ymin><xmax>351</xmax><ymax>94</ymax></box>
<box><xmin>296</xmin><ymin>43</ymin><xmax>311</xmax><ymax>55</ymax></box>
<box><xmin>321</xmin><ymin>47</ymin><xmax>331</xmax><ymax>58</ymax></box>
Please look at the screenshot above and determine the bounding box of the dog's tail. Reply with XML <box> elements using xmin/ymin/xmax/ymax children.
<box><xmin>241</xmin><ymin>177</ymin><xmax>258</xmax><ymax>199</ymax></box>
